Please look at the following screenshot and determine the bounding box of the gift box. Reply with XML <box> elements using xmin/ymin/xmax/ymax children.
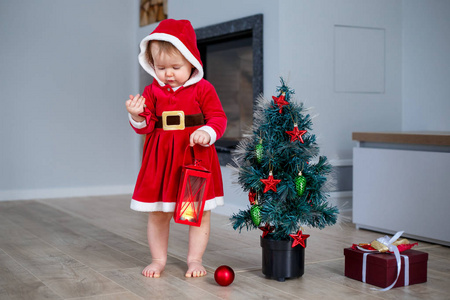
<box><xmin>344</xmin><ymin>247</ymin><xmax>428</xmax><ymax>288</ymax></box>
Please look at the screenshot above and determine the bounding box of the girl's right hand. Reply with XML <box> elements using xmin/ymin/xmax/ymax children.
<box><xmin>126</xmin><ymin>94</ymin><xmax>146</xmax><ymax>122</ymax></box>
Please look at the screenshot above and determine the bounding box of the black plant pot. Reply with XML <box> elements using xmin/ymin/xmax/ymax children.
<box><xmin>260</xmin><ymin>236</ymin><xmax>306</xmax><ymax>282</ymax></box>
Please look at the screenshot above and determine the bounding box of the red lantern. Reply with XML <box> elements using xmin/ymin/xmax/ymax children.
<box><xmin>174</xmin><ymin>146</ymin><xmax>211</xmax><ymax>226</ymax></box>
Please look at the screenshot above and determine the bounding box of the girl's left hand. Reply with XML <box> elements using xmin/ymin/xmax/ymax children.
<box><xmin>190</xmin><ymin>130</ymin><xmax>211</xmax><ymax>146</ymax></box>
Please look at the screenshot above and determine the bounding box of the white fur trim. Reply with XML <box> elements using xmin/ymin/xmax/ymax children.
<box><xmin>204</xmin><ymin>196</ymin><xmax>224</xmax><ymax>210</ymax></box>
<box><xmin>138</xmin><ymin>33</ymin><xmax>203</xmax><ymax>87</ymax></box>
<box><xmin>130</xmin><ymin>196</ymin><xmax>224</xmax><ymax>212</ymax></box>
<box><xmin>198</xmin><ymin>125</ymin><xmax>217</xmax><ymax>145</ymax></box>
<box><xmin>128</xmin><ymin>113</ymin><xmax>147</xmax><ymax>128</ymax></box>
<box><xmin>130</xmin><ymin>200</ymin><xmax>175</xmax><ymax>212</ymax></box>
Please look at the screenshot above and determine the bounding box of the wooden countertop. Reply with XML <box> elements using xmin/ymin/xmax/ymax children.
<box><xmin>352</xmin><ymin>131</ymin><xmax>450</xmax><ymax>146</ymax></box>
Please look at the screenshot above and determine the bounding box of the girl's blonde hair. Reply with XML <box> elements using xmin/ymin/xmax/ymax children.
<box><xmin>146</xmin><ymin>40</ymin><xmax>181</xmax><ymax>67</ymax></box>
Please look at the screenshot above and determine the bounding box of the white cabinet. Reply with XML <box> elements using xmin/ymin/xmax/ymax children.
<box><xmin>352</xmin><ymin>132</ymin><xmax>450</xmax><ymax>246</ymax></box>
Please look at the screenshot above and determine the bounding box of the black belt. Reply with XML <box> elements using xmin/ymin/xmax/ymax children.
<box><xmin>155</xmin><ymin>111</ymin><xmax>204</xmax><ymax>130</ymax></box>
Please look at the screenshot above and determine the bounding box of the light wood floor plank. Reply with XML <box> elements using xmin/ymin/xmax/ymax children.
<box><xmin>38</xmin><ymin>195</ymin><xmax>148</xmax><ymax>243</ymax></box>
<box><xmin>0</xmin><ymin>248</ymin><xmax>62</xmax><ymax>300</ymax></box>
<box><xmin>1</xmin><ymin>196</ymin><xmax>449</xmax><ymax>300</ymax></box>
<box><xmin>101</xmin><ymin>266</ymin><xmax>221</xmax><ymax>300</ymax></box>
<box><xmin>1</xmin><ymin>202</ymin><xmax>146</xmax><ymax>272</ymax></box>
<box><xmin>68</xmin><ymin>291</ymin><xmax>144</xmax><ymax>300</ymax></box>
<box><xmin>0</xmin><ymin>236</ymin><xmax>126</xmax><ymax>299</ymax></box>
<box><xmin>0</xmin><ymin>203</ymin><xmax>131</xmax><ymax>299</ymax></box>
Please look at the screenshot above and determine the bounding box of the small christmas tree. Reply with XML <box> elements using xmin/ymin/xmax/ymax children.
<box><xmin>230</xmin><ymin>78</ymin><xmax>339</xmax><ymax>245</ymax></box>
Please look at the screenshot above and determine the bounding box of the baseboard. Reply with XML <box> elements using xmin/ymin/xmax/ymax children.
<box><xmin>329</xmin><ymin>191</ymin><xmax>352</xmax><ymax>198</ymax></box>
<box><xmin>212</xmin><ymin>202</ymin><xmax>246</xmax><ymax>217</ymax></box>
<box><xmin>0</xmin><ymin>185</ymin><xmax>134</xmax><ymax>201</ymax></box>
<box><xmin>329</xmin><ymin>159</ymin><xmax>353</xmax><ymax>166</ymax></box>
<box><xmin>329</xmin><ymin>191</ymin><xmax>353</xmax><ymax>212</ymax></box>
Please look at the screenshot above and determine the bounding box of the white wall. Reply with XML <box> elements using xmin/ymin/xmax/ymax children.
<box><xmin>163</xmin><ymin>0</ymin><xmax>282</xmax><ymax>98</ymax></box>
<box><xmin>402</xmin><ymin>0</ymin><xmax>450</xmax><ymax>131</ymax></box>
<box><xmin>278</xmin><ymin>0</ymin><xmax>403</xmax><ymax>161</ymax></box>
<box><xmin>0</xmin><ymin>0</ymin><xmax>140</xmax><ymax>200</ymax></box>
<box><xmin>2</xmin><ymin>0</ymin><xmax>448</xmax><ymax>203</ymax></box>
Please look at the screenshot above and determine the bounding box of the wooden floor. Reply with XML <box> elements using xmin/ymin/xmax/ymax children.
<box><xmin>0</xmin><ymin>195</ymin><xmax>449</xmax><ymax>300</ymax></box>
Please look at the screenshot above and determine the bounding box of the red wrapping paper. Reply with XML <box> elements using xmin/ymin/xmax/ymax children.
<box><xmin>344</xmin><ymin>248</ymin><xmax>428</xmax><ymax>288</ymax></box>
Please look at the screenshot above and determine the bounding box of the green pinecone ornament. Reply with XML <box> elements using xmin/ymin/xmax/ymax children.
<box><xmin>250</xmin><ymin>205</ymin><xmax>261</xmax><ymax>226</ymax></box>
<box><xmin>295</xmin><ymin>171</ymin><xmax>307</xmax><ymax>196</ymax></box>
<box><xmin>255</xmin><ymin>140</ymin><xmax>263</xmax><ymax>163</ymax></box>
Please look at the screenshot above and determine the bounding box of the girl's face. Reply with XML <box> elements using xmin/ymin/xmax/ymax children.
<box><xmin>151</xmin><ymin>43</ymin><xmax>193</xmax><ymax>88</ymax></box>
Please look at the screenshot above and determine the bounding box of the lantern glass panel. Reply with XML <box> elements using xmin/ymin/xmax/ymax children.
<box><xmin>179</xmin><ymin>174</ymin><xmax>207</xmax><ymax>222</ymax></box>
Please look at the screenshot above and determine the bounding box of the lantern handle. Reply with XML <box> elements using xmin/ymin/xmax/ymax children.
<box><xmin>183</xmin><ymin>144</ymin><xmax>211</xmax><ymax>172</ymax></box>
<box><xmin>183</xmin><ymin>144</ymin><xmax>208</xmax><ymax>169</ymax></box>
<box><xmin>182</xmin><ymin>145</ymin><xmax>194</xmax><ymax>166</ymax></box>
<box><xmin>190</xmin><ymin>145</ymin><xmax>195</xmax><ymax>163</ymax></box>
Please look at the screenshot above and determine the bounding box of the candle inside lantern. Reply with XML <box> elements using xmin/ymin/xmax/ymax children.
<box><xmin>180</xmin><ymin>201</ymin><xmax>197</xmax><ymax>222</ymax></box>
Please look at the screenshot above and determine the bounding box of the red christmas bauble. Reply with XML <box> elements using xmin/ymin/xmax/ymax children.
<box><xmin>214</xmin><ymin>265</ymin><xmax>235</xmax><ymax>286</ymax></box>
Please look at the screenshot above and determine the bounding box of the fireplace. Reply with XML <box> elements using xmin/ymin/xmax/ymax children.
<box><xmin>196</xmin><ymin>14</ymin><xmax>263</xmax><ymax>163</ymax></box>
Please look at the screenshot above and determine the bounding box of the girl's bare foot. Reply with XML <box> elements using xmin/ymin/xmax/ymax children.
<box><xmin>142</xmin><ymin>260</ymin><xmax>165</xmax><ymax>278</ymax></box>
<box><xmin>185</xmin><ymin>260</ymin><xmax>207</xmax><ymax>277</ymax></box>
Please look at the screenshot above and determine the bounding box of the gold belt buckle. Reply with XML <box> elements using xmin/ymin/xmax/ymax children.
<box><xmin>162</xmin><ymin>111</ymin><xmax>185</xmax><ymax>130</ymax></box>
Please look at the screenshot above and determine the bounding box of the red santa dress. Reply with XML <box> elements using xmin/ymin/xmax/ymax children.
<box><xmin>129</xmin><ymin>19</ymin><xmax>227</xmax><ymax>212</ymax></box>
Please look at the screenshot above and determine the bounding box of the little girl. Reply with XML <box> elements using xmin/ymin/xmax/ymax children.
<box><xmin>125</xmin><ymin>19</ymin><xmax>227</xmax><ymax>278</ymax></box>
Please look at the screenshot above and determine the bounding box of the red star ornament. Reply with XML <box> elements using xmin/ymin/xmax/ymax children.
<box><xmin>289</xmin><ymin>230</ymin><xmax>310</xmax><ymax>248</ymax></box>
<box><xmin>286</xmin><ymin>124</ymin><xmax>307</xmax><ymax>143</ymax></box>
<box><xmin>260</xmin><ymin>171</ymin><xmax>281</xmax><ymax>193</ymax></box>
<box><xmin>259</xmin><ymin>224</ymin><xmax>275</xmax><ymax>238</ymax></box>
<box><xmin>272</xmin><ymin>92</ymin><xmax>289</xmax><ymax>113</ymax></box>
